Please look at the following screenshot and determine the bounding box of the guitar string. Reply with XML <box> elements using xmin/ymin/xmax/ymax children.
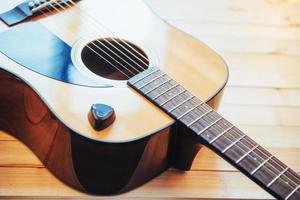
<box><xmin>180</xmin><ymin>101</ymin><xmax>300</xmax><ymax>192</ymax></box>
<box><xmin>39</xmin><ymin>1</ymin><xmax>151</xmax><ymax>78</ymax></box>
<box><xmin>189</xmin><ymin>99</ymin><xmax>300</xmax><ymax>187</ymax></box>
<box><xmin>38</xmin><ymin>6</ymin><xmax>135</xmax><ymax>78</ymax></box>
<box><xmin>210</xmin><ymin>112</ymin><xmax>300</xmax><ymax>185</ymax></box>
<box><xmin>154</xmin><ymin>80</ymin><xmax>300</xmax><ymax>187</ymax></box>
<box><xmin>146</xmin><ymin>75</ymin><xmax>300</xmax><ymax>191</ymax></box>
<box><xmin>41</xmin><ymin>2</ymin><xmax>297</xmax><ymax>189</ymax></box>
<box><xmin>44</xmin><ymin>0</ymin><xmax>150</xmax><ymax>70</ymax></box>
<box><xmin>200</xmin><ymin>104</ymin><xmax>300</xmax><ymax>188</ymax></box>
<box><xmin>52</xmin><ymin>0</ymin><xmax>150</xmax><ymax>70</ymax></box>
<box><xmin>36</xmin><ymin>1</ymin><xmax>300</xmax><ymax>191</ymax></box>
<box><xmin>160</xmin><ymin>83</ymin><xmax>300</xmax><ymax>189</ymax></box>
<box><xmin>59</xmin><ymin>0</ymin><xmax>150</xmax><ymax>67</ymax></box>
<box><xmin>53</xmin><ymin>0</ymin><xmax>149</xmax><ymax>72</ymax></box>
<box><xmin>44</xmin><ymin>3</ymin><xmax>147</xmax><ymax>76</ymax></box>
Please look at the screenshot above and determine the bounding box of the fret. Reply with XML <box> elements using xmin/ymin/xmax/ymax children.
<box><xmin>145</xmin><ymin>78</ymin><xmax>171</xmax><ymax>95</ymax></box>
<box><xmin>285</xmin><ymin>168</ymin><xmax>300</xmax><ymax>185</ymax></box>
<box><xmin>133</xmin><ymin>71</ymin><xmax>164</xmax><ymax>90</ymax></box>
<box><xmin>128</xmin><ymin>67</ymin><xmax>300</xmax><ymax>200</ymax></box>
<box><xmin>251</xmin><ymin>156</ymin><xmax>274</xmax><ymax>175</ymax></box>
<box><xmin>129</xmin><ymin>68</ymin><xmax>159</xmax><ymax>85</ymax></box>
<box><xmin>150</xmin><ymin>81</ymin><xmax>184</xmax><ymax>102</ymax></box>
<box><xmin>160</xmin><ymin>90</ymin><xmax>193</xmax><ymax>112</ymax></box>
<box><xmin>264</xmin><ymin>159</ymin><xmax>299</xmax><ymax>191</ymax></box>
<box><xmin>152</xmin><ymin>83</ymin><xmax>179</xmax><ymax>100</ymax></box>
<box><xmin>254</xmin><ymin>162</ymin><xmax>286</xmax><ymax>187</ymax></box>
<box><xmin>222</xmin><ymin>135</ymin><xmax>246</xmax><ymax>153</ymax></box>
<box><xmin>174</xmin><ymin>101</ymin><xmax>208</xmax><ymax>126</ymax></box>
<box><xmin>236</xmin><ymin>145</ymin><xmax>259</xmax><ymax>164</ymax></box>
<box><xmin>197</xmin><ymin>117</ymin><xmax>223</xmax><ymax>135</ymax></box>
<box><xmin>159</xmin><ymin>89</ymin><xmax>186</xmax><ymax>106</ymax></box>
<box><xmin>267</xmin><ymin>167</ymin><xmax>289</xmax><ymax>187</ymax></box>
<box><xmin>177</xmin><ymin>101</ymin><xmax>204</xmax><ymax>119</ymax></box>
<box><xmin>147</xmin><ymin>81</ymin><xmax>174</xmax><ymax>99</ymax></box>
<box><xmin>268</xmin><ymin>173</ymin><xmax>299</xmax><ymax>200</ymax></box>
<box><xmin>137</xmin><ymin>73</ymin><xmax>166</xmax><ymax>89</ymax></box>
<box><xmin>168</xmin><ymin>95</ymin><xmax>195</xmax><ymax>112</ymax></box>
<box><xmin>211</xmin><ymin>133</ymin><xmax>234</xmax><ymax>152</ymax></box>
<box><xmin>200</xmin><ymin>118</ymin><xmax>233</xmax><ymax>140</ymax></box>
<box><xmin>221</xmin><ymin>143</ymin><xmax>246</xmax><ymax>163</ymax></box>
<box><xmin>187</xmin><ymin>109</ymin><xmax>213</xmax><ymax>127</ymax></box>
<box><xmin>209</xmin><ymin>125</ymin><xmax>234</xmax><ymax>144</ymax></box>
<box><xmin>238</xmin><ymin>146</ymin><xmax>270</xmax><ymax>175</ymax></box>
<box><xmin>274</xmin><ymin>171</ymin><xmax>299</xmax><ymax>188</ymax></box>
<box><xmin>285</xmin><ymin>185</ymin><xmax>300</xmax><ymax>200</ymax></box>
<box><xmin>284</xmin><ymin>169</ymin><xmax>300</xmax><ymax>187</ymax></box>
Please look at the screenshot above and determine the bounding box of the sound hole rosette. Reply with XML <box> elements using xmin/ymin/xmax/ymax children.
<box><xmin>71</xmin><ymin>36</ymin><xmax>157</xmax><ymax>86</ymax></box>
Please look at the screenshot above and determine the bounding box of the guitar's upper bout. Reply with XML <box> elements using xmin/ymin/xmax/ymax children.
<box><xmin>0</xmin><ymin>0</ymin><xmax>228</xmax><ymax>143</ymax></box>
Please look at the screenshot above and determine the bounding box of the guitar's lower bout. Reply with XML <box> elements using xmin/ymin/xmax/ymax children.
<box><xmin>0</xmin><ymin>0</ymin><xmax>229</xmax><ymax>194</ymax></box>
<box><xmin>0</xmin><ymin>68</ymin><xmax>223</xmax><ymax>194</ymax></box>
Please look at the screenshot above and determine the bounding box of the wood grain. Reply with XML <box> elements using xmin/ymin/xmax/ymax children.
<box><xmin>0</xmin><ymin>0</ymin><xmax>300</xmax><ymax>199</ymax></box>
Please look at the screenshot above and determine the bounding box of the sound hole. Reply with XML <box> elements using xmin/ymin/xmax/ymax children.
<box><xmin>81</xmin><ymin>38</ymin><xmax>149</xmax><ymax>80</ymax></box>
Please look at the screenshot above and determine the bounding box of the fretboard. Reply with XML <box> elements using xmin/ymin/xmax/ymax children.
<box><xmin>128</xmin><ymin>67</ymin><xmax>300</xmax><ymax>200</ymax></box>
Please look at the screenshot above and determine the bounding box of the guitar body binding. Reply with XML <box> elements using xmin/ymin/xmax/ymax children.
<box><xmin>0</xmin><ymin>0</ymin><xmax>228</xmax><ymax>195</ymax></box>
<box><xmin>0</xmin><ymin>68</ymin><xmax>219</xmax><ymax>194</ymax></box>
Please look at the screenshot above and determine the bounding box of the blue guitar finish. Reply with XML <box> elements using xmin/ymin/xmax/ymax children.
<box><xmin>0</xmin><ymin>22</ymin><xmax>105</xmax><ymax>87</ymax></box>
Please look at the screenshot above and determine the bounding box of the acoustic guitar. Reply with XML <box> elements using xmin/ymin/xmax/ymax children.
<box><xmin>0</xmin><ymin>0</ymin><xmax>299</xmax><ymax>199</ymax></box>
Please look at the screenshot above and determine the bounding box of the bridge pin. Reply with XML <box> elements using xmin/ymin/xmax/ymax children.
<box><xmin>28</xmin><ymin>1</ymin><xmax>35</xmax><ymax>9</ymax></box>
<box><xmin>34</xmin><ymin>0</ymin><xmax>40</xmax><ymax>6</ymax></box>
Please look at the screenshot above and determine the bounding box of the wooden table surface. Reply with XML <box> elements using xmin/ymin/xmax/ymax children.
<box><xmin>0</xmin><ymin>0</ymin><xmax>300</xmax><ymax>199</ymax></box>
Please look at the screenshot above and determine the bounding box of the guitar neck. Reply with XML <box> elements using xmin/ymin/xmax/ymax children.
<box><xmin>128</xmin><ymin>67</ymin><xmax>300</xmax><ymax>200</ymax></box>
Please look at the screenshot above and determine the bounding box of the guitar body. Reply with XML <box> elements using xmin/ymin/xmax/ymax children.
<box><xmin>0</xmin><ymin>0</ymin><xmax>228</xmax><ymax>194</ymax></box>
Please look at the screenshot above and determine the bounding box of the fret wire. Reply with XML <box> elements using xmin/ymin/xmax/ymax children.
<box><xmin>224</xmin><ymin>126</ymin><xmax>300</xmax><ymax>190</ymax></box>
<box><xmin>145</xmin><ymin>78</ymin><xmax>171</xmax><ymax>95</ymax></box>
<box><xmin>209</xmin><ymin>125</ymin><xmax>234</xmax><ymax>144</ymax></box>
<box><xmin>178</xmin><ymin>101</ymin><xmax>204</xmax><ymax>119</ymax></box>
<box><xmin>267</xmin><ymin>167</ymin><xmax>289</xmax><ymax>187</ymax></box>
<box><xmin>207</xmin><ymin>123</ymin><xmax>296</xmax><ymax>194</ymax></box>
<box><xmin>185</xmin><ymin>95</ymin><xmax>300</xmax><ymax>193</ymax></box>
<box><xmin>222</xmin><ymin>135</ymin><xmax>246</xmax><ymax>153</ymax></box>
<box><xmin>159</xmin><ymin>89</ymin><xmax>186</xmax><ymax>106</ymax></box>
<box><xmin>129</xmin><ymin>68</ymin><xmax>300</xmax><ymax>195</ymax></box>
<box><xmin>206</xmin><ymin>117</ymin><xmax>300</xmax><ymax>196</ymax></box>
<box><xmin>137</xmin><ymin>73</ymin><xmax>166</xmax><ymax>89</ymax></box>
<box><xmin>236</xmin><ymin>145</ymin><xmax>259</xmax><ymax>164</ymax></box>
<box><xmin>130</xmin><ymin>68</ymin><xmax>159</xmax><ymax>85</ymax></box>
<box><xmin>206</xmin><ymin>116</ymin><xmax>296</xmax><ymax>190</ymax></box>
<box><xmin>194</xmin><ymin>101</ymin><xmax>300</xmax><ymax>190</ymax></box>
<box><xmin>197</xmin><ymin>117</ymin><xmax>223</xmax><ymax>135</ymax></box>
<box><xmin>187</xmin><ymin>109</ymin><xmax>213</xmax><ymax>127</ymax></box>
<box><xmin>242</xmin><ymin>143</ymin><xmax>300</xmax><ymax>188</ymax></box>
<box><xmin>285</xmin><ymin>185</ymin><xmax>300</xmax><ymax>200</ymax></box>
<box><xmin>285</xmin><ymin>170</ymin><xmax>300</xmax><ymax>185</ymax></box>
<box><xmin>168</xmin><ymin>95</ymin><xmax>195</xmax><ymax>112</ymax></box>
<box><xmin>251</xmin><ymin>156</ymin><xmax>274</xmax><ymax>175</ymax></box>
<box><xmin>153</xmin><ymin>83</ymin><xmax>179</xmax><ymax>100</ymax></box>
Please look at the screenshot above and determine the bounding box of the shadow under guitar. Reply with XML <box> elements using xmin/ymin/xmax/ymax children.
<box><xmin>0</xmin><ymin>68</ymin><xmax>223</xmax><ymax>194</ymax></box>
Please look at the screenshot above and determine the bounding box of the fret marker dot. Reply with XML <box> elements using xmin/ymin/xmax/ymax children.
<box><xmin>168</xmin><ymin>93</ymin><xmax>172</xmax><ymax>96</ymax></box>
<box><xmin>206</xmin><ymin>134</ymin><xmax>210</xmax><ymax>138</ymax></box>
<box><xmin>286</xmin><ymin>181</ymin><xmax>289</xmax><ymax>185</ymax></box>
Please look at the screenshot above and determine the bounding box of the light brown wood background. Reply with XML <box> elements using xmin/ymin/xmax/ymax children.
<box><xmin>0</xmin><ymin>0</ymin><xmax>299</xmax><ymax>199</ymax></box>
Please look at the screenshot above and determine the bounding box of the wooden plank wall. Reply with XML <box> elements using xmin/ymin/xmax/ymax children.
<box><xmin>0</xmin><ymin>0</ymin><xmax>299</xmax><ymax>199</ymax></box>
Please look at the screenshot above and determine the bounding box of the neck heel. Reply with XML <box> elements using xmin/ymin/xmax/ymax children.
<box><xmin>173</xmin><ymin>124</ymin><xmax>203</xmax><ymax>171</ymax></box>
